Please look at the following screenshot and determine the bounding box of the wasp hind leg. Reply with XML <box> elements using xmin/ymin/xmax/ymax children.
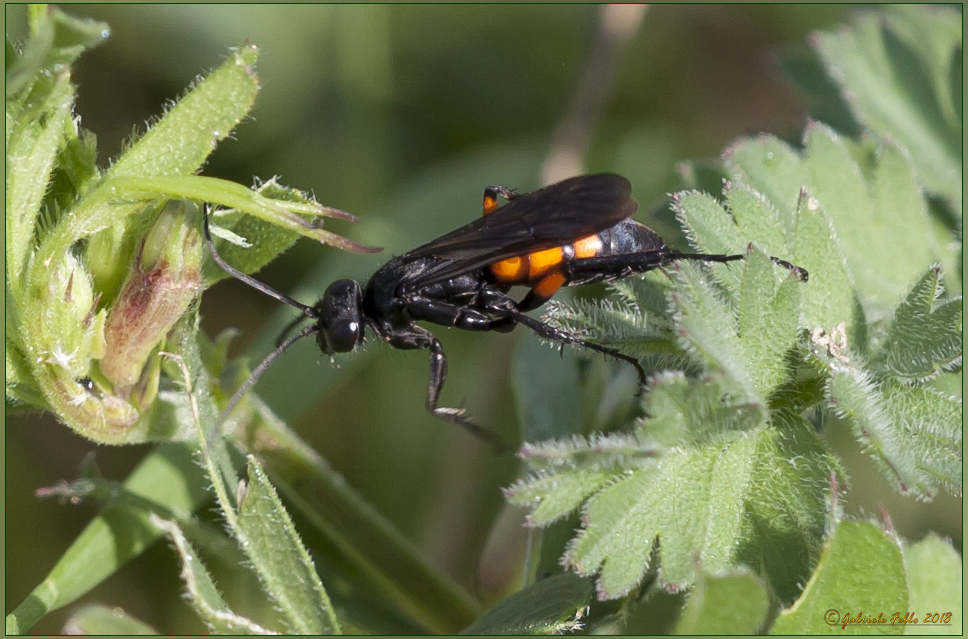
<box><xmin>490</xmin><ymin>305</ymin><xmax>647</xmax><ymax>389</ymax></box>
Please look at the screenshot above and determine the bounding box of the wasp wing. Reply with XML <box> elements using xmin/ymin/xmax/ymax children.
<box><xmin>405</xmin><ymin>173</ymin><xmax>637</xmax><ymax>288</ymax></box>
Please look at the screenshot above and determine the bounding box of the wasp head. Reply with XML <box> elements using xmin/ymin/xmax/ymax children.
<box><xmin>316</xmin><ymin>279</ymin><xmax>364</xmax><ymax>354</ymax></box>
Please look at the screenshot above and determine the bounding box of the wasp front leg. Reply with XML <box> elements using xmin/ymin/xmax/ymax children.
<box><xmin>384</xmin><ymin>312</ymin><xmax>510</xmax><ymax>451</ymax></box>
<box><xmin>426</xmin><ymin>337</ymin><xmax>510</xmax><ymax>452</ymax></box>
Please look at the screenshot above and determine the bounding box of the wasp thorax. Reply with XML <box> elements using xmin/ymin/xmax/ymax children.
<box><xmin>317</xmin><ymin>279</ymin><xmax>364</xmax><ymax>353</ymax></box>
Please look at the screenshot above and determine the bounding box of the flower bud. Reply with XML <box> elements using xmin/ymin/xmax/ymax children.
<box><xmin>100</xmin><ymin>201</ymin><xmax>202</xmax><ymax>400</ymax></box>
<box><xmin>36</xmin><ymin>252</ymin><xmax>106</xmax><ymax>380</ymax></box>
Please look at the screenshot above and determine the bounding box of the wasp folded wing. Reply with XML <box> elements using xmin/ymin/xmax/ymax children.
<box><xmin>405</xmin><ymin>173</ymin><xmax>637</xmax><ymax>289</ymax></box>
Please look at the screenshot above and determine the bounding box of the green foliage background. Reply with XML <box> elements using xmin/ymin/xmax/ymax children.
<box><xmin>6</xmin><ymin>5</ymin><xmax>961</xmax><ymax>634</ymax></box>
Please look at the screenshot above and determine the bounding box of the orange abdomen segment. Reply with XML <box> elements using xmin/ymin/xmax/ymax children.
<box><xmin>573</xmin><ymin>233</ymin><xmax>603</xmax><ymax>259</ymax></box>
<box><xmin>490</xmin><ymin>255</ymin><xmax>529</xmax><ymax>282</ymax></box>
<box><xmin>488</xmin><ymin>233</ymin><xmax>603</xmax><ymax>285</ymax></box>
<box><xmin>489</xmin><ymin>246</ymin><xmax>564</xmax><ymax>285</ymax></box>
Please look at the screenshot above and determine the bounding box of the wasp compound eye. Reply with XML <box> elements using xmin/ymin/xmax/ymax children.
<box><xmin>326</xmin><ymin>319</ymin><xmax>361</xmax><ymax>353</ymax></box>
<box><xmin>318</xmin><ymin>279</ymin><xmax>364</xmax><ymax>353</ymax></box>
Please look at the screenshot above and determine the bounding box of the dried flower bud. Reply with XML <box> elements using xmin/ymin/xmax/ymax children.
<box><xmin>101</xmin><ymin>202</ymin><xmax>202</xmax><ymax>399</ymax></box>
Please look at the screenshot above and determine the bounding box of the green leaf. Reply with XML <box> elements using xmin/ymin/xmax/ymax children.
<box><xmin>878</xmin><ymin>267</ymin><xmax>963</xmax><ymax>382</ymax></box>
<box><xmin>62</xmin><ymin>604</ymin><xmax>159</xmax><ymax>636</ymax></box>
<box><xmin>505</xmin><ymin>467</ymin><xmax>616</xmax><ymax>528</ymax></box>
<box><xmin>673</xmin><ymin>190</ymin><xmax>748</xmax><ymax>292</ymax></box>
<box><xmin>813</xmin><ymin>7</ymin><xmax>962</xmax><ymax>211</ymax></box>
<box><xmin>823</xmin><ymin>345</ymin><xmax>962</xmax><ymax>498</ymax></box>
<box><xmin>724</xmin><ymin>135</ymin><xmax>809</xmax><ymax>234</ymax></box>
<box><xmin>740</xmin><ymin>412</ymin><xmax>839</xmax><ymax>603</ymax></box>
<box><xmin>674</xmin><ymin>569</ymin><xmax>770</xmax><ymax>635</ymax></box>
<box><xmin>5</xmin><ymin>330</ymin><xmax>47</xmax><ymax>410</ymax></box>
<box><xmin>737</xmin><ymin>248</ymin><xmax>801</xmax><ymax>400</ymax></box>
<box><xmin>654</xmin><ymin>435</ymin><xmax>758</xmax><ymax>586</ymax></box>
<box><xmin>236</xmin><ymin>456</ymin><xmax>341</xmax><ymax>635</ymax></box>
<box><xmin>793</xmin><ymin>192</ymin><xmax>860</xmax><ymax>332</ymax></box>
<box><xmin>460</xmin><ymin>573</ymin><xmax>593</xmax><ymax>635</ymax></box>
<box><xmin>880</xmin><ymin>382</ymin><xmax>963</xmax><ymax>497</ymax></box>
<box><xmin>805</xmin><ymin>125</ymin><xmax>939</xmax><ymax>313</ymax></box>
<box><xmin>511</xmin><ymin>335</ymin><xmax>639</xmax><ymax>442</ymax></box>
<box><xmin>770</xmin><ymin>521</ymin><xmax>907</xmax><ymax>635</ymax></box>
<box><xmin>5</xmin><ymin>71</ymin><xmax>75</xmax><ymax>288</ymax></box>
<box><xmin>5</xmin><ymin>5</ymin><xmax>109</xmax><ymax>99</ymax></box>
<box><xmin>644</xmin><ymin>372</ymin><xmax>764</xmax><ymax>445</ymax></box>
<box><xmin>726</xmin><ymin>182</ymin><xmax>793</xmax><ymax>258</ymax></box>
<box><xmin>563</xmin><ymin>434</ymin><xmax>768</xmax><ymax>598</ymax></box>
<box><xmin>669</xmin><ymin>247</ymin><xmax>801</xmax><ymax>403</ymax></box>
<box><xmin>244</xmin><ymin>400</ymin><xmax>481</xmax><ymax>634</ymax></box>
<box><xmin>545</xmin><ymin>286</ymin><xmax>681</xmax><ymax>366</ymax></box>
<box><xmin>153</xmin><ymin>516</ymin><xmax>276</xmax><ymax>635</ymax></box>
<box><xmin>106</xmin><ymin>44</ymin><xmax>259</xmax><ymax>180</ymax></box>
<box><xmin>902</xmin><ymin>535</ymin><xmax>963</xmax><ymax>635</ymax></box>
<box><xmin>5</xmin><ymin>443</ymin><xmax>211</xmax><ymax>635</ymax></box>
<box><xmin>668</xmin><ymin>261</ymin><xmax>750</xmax><ymax>394</ymax></box>
<box><xmin>724</xmin><ymin>127</ymin><xmax>946</xmax><ymax>326</ymax></box>
<box><xmin>173</xmin><ymin>329</ymin><xmax>339</xmax><ymax>635</ymax></box>
<box><xmin>563</xmin><ymin>466</ymin><xmax>658</xmax><ymax>598</ymax></box>
<box><xmin>512</xmin><ymin>371</ymin><xmax>838</xmax><ymax>602</ymax></box>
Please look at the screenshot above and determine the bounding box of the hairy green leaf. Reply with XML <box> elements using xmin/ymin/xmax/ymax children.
<box><xmin>724</xmin><ymin>135</ymin><xmax>808</xmax><ymax>233</ymax></box>
<box><xmin>542</xmin><ymin>379</ymin><xmax>838</xmax><ymax>600</ymax></box>
<box><xmin>236</xmin><ymin>456</ymin><xmax>341</xmax><ymax>635</ymax></box>
<box><xmin>644</xmin><ymin>372</ymin><xmax>764</xmax><ymax>445</ymax></box>
<box><xmin>106</xmin><ymin>46</ymin><xmax>258</xmax><ymax>180</ymax></box>
<box><xmin>737</xmin><ymin>249</ymin><xmax>801</xmax><ymax>399</ymax></box>
<box><xmin>740</xmin><ymin>412</ymin><xmax>838</xmax><ymax>603</ymax></box>
<box><xmin>505</xmin><ymin>468</ymin><xmax>616</xmax><ymax>528</ymax></box>
<box><xmin>563</xmin><ymin>466</ymin><xmax>658</xmax><ymax>598</ymax></box>
<box><xmin>5</xmin><ymin>72</ymin><xmax>74</xmax><ymax>288</ymax></box>
<box><xmin>669</xmin><ymin>247</ymin><xmax>801</xmax><ymax>403</ymax></box>
<box><xmin>673</xmin><ymin>190</ymin><xmax>748</xmax><ymax>292</ymax></box>
<box><xmin>726</xmin><ymin>182</ymin><xmax>792</xmax><ymax>257</ymax></box>
<box><xmin>821</xmin><ymin>320</ymin><xmax>962</xmax><ymax>498</ymax></box>
<box><xmin>879</xmin><ymin>267</ymin><xmax>963</xmax><ymax>382</ymax></box>
<box><xmin>154</xmin><ymin>516</ymin><xmax>275</xmax><ymax>635</ymax></box>
<box><xmin>177</xmin><ymin>332</ymin><xmax>340</xmax><ymax>636</ymax></box>
<box><xmin>880</xmin><ymin>382</ymin><xmax>963</xmax><ymax>497</ymax></box>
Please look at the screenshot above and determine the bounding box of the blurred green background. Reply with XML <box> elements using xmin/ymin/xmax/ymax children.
<box><xmin>6</xmin><ymin>4</ymin><xmax>960</xmax><ymax>634</ymax></box>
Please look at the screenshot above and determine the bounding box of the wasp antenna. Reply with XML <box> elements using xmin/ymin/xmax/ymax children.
<box><xmin>203</xmin><ymin>210</ymin><xmax>317</xmax><ymax>317</ymax></box>
<box><xmin>215</xmin><ymin>323</ymin><xmax>319</xmax><ymax>432</ymax></box>
<box><xmin>275</xmin><ymin>313</ymin><xmax>314</xmax><ymax>348</ymax></box>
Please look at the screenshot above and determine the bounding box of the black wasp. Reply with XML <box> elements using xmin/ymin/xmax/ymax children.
<box><xmin>205</xmin><ymin>174</ymin><xmax>806</xmax><ymax>450</ymax></box>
